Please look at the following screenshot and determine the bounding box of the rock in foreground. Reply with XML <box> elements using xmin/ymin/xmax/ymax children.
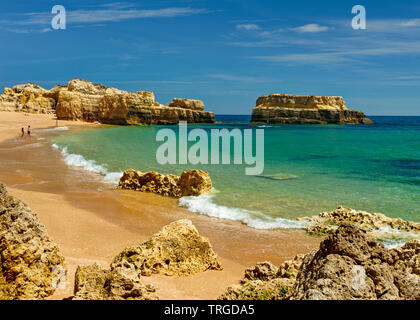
<box><xmin>0</xmin><ymin>184</ymin><xmax>66</xmax><ymax>300</ymax></box>
<box><xmin>251</xmin><ymin>94</ymin><xmax>372</xmax><ymax>124</ymax></box>
<box><xmin>73</xmin><ymin>263</ymin><xmax>158</xmax><ymax>300</ymax></box>
<box><xmin>219</xmin><ymin>256</ymin><xmax>304</xmax><ymax>300</ymax></box>
<box><xmin>111</xmin><ymin>220</ymin><xmax>223</xmax><ymax>278</ymax></box>
<box><xmin>291</xmin><ymin>224</ymin><xmax>420</xmax><ymax>300</ymax></box>
<box><xmin>118</xmin><ymin>169</ymin><xmax>212</xmax><ymax>198</ymax></box>
<box><xmin>220</xmin><ymin>225</ymin><xmax>419</xmax><ymax>300</ymax></box>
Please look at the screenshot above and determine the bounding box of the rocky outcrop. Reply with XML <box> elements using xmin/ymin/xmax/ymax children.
<box><xmin>0</xmin><ymin>78</ymin><xmax>215</xmax><ymax>124</ymax></box>
<box><xmin>118</xmin><ymin>169</ymin><xmax>212</xmax><ymax>198</ymax></box>
<box><xmin>299</xmin><ymin>206</ymin><xmax>420</xmax><ymax>236</ymax></box>
<box><xmin>220</xmin><ymin>225</ymin><xmax>419</xmax><ymax>300</ymax></box>
<box><xmin>0</xmin><ymin>184</ymin><xmax>66</xmax><ymax>300</ymax></box>
<box><xmin>73</xmin><ymin>263</ymin><xmax>158</xmax><ymax>300</ymax></box>
<box><xmin>0</xmin><ymin>83</ymin><xmax>56</xmax><ymax>114</ymax></box>
<box><xmin>291</xmin><ymin>224</ymin><xmax>420</xmax><ymax>300</ymax></box>
<box><xmin>111</xmin><ymin>220</ymin><xmax>223</xmax><ymax>278</ymax></box>
<box><xmin>168</xmin><ymin>98</ymin><xmax>205</xmax><ymax>111</ymax></box>
<box><xmin>251</xmin><ymin>94</ymin><xmax>372</xmax><ymax>124</ymax></box>
<box><xmin>219</xmin><ymin>256</ymin><xmax>304</xmax><ymax>300</ymax></box>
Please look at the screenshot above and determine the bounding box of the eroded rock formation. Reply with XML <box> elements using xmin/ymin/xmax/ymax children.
<box><xmin>0</xmin><ymin>83</ymin><xmax>56</xmax><ymax>114</ymax></box>
<box><xmin>0</xmin><ymin>78</ymin><xmax>215</xmax><ymax>125</ymax></box>
<box><xmin>0</xmin><ymin>184</ymin><xmax>66</xmax><ymax>300</ymax></box>
<box><xmin>291</xmin><ymin>224</ymin><xmax>420</xmax><ymax>300</ymax></box>
<box><xmin>118</xmin><ymin>169</ymin><xmax>212</xmax><ymax>198</ymax></box>
<box><xmin>111</xmin><ymin>219</ymin><xmax>223</xmax><ymax>278</ymax></box>
<box><xmin>73</xmin><ymin>263</ymin><xmax>158</xmax><ymax>300</ymax></box>
<box><xmin>168</xmin><ymin>98</ymin><xmax>205</xmax><ymax>111</ymax></box>
<box><xmin>251</xmin><ymin>94</ymin><xmax>372</xmax><ymax>124</ymax></box>
<box><xmin>299</xmin><ymin>206</ymin><xmax>420</xmax><ymax>236</ymax></box>
<box><xmin>219</xmin><ymin>256</ymin><xmax>304</xmax><ymax>300</ymax></box>
<box><xmin>220</xmin><ymin>225</ymin><xmax>419</xmax><ymax>300</ymax></box>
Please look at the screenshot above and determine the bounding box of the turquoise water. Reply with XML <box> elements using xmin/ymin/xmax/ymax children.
<box><xmin>52</xmin><ymin>116</ymin><xmax>420</xmax><ymax>227</ymax></box>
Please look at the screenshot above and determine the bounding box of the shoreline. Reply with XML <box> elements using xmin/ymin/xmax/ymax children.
<box><xmin>0</xmin><ymin>111</ymin><xmax>321</xmax><ymax>300</ymax></box>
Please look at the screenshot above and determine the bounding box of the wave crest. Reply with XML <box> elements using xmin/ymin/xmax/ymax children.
<box><xmin>178</xmin><ymin>193</ymin><xmax>304</xmax><ymax>230</ymax></box>
<box><xmin>52</xmin><ymin>143</ymin><xmax>122</xmax><ymax>184</ymax></box>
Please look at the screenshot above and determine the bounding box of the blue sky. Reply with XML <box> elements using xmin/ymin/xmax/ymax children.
<box><xmin>1</xmin><ymin>0</ymin><xmax>420</xmax><ymax>115</ymax></box>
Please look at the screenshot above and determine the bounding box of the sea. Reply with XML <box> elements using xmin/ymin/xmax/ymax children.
<box><xmin>50</xmin><ymin>116</ymin><xmax>420</xmax><ymax>231</ymax></box>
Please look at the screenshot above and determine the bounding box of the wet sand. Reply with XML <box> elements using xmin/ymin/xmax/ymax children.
<box><xmin>0</xmin><ymin>111</ymin><xmax>321</xmax><ymax>300</ymax></box>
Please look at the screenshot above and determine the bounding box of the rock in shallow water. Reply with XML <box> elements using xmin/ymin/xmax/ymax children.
<box><xmin>251</xmin><ymin>94</ymin><xmax>372</xmax><ymax>124</ymax></box>
<box><xmin>0</xmin><ymin>184</ymin><xmax>66</xmax><ymax>300</ymax></box>
<box><xmin>118</xmin><ymin>169</ymin><xmax>212</xmax><ymax>198</ymax></box>
<box><xmin>299</xmin><ymin>206</ymin><xmax>420</xmax><ymax>236</ymax></box>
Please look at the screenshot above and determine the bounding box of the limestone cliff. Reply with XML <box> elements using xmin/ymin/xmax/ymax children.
<box><xmin>251</xmin><ymin>94</ymin><xmax>372</xmax><ymax>124</ymax></box>
<box><xmin>0</xmin><ymin>83</ymin><xmax>56</xmax><ymax>114</ymax></box>
<box><xmin>0</xmin><ymin>78</ymin><xmax>215</xmax><ymax>125</ymax></box>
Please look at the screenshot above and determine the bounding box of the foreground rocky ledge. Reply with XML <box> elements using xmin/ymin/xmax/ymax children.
<box><xmin>2</xmin><ymin>182</ymin><xmax>418</xmax><ymax>300</ymax></box>
<box><xmin>0</xmin><ymin>184</ymin><xmax>66</xmax><ymax>300</ymax></box>
<box><xmin>74</xmin><ymin>219</ymin><xmax>222</xmax><ymax>300</ymax></box>
<box><xmin>0</xmin><ymin>78</ymin><xmax>215</xmax><ymax>125</ymax></box>
<box><xmin>118</xmin><ymin>169</ymin><xmax>212</xmax><ymax>198</ymax></box>
<box><xmin>111</xmin><ymin>219</ymin><xmax>223</xmax><ymax>278</ymax></box>
<box><xmin>251</xmin><ymin>94</ymin><xmax>372</xmax><ymax>124</ymax></box>
<box><xmin>220</xmin><ymin>224</ymin><xmax>419</xmax><ymax>300</ymax></box>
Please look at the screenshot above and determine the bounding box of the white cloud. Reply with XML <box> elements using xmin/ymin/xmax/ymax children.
<box><xmin>400</xmin><ymin>18</ymin><xmax>420</xmax><ymax>27</ymax></box>
<box><xmin>4</xmin><ymin>27</ymin><xmax>52</xmax><ymax>34</ymax></box>
<box><xmin>252</xmin><ymin>39</ymin><xmax>420</xmax><ymax>65</ymax></box>
<box><xmin>236</xmin><ymin>24</ymin><xmax>260</xmax><ymax>31</ymax></box>
<box><xmin>292</xmin><ymin>24</ymin><xmax>328</xmax><ymax>33</ymax></box>
<box><xmin>253</xmin><ymin>53</ymin><xmax>350</xmax><ymax>65</ymax></box>
<box><xmin>0</xmin><ymin>7</ymin><xmax>208</xmax><ymax>27</ymax></box>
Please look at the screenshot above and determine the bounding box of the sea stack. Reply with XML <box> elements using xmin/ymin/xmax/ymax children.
<box><xmin>0</xmin><ymin>78</ymin><xmax>216</xmax><ymax>125</ymax></box>
<box><xmin>251</xmin><ymin>94</ymin><xmax>372</xmax><ymax>124</ymax></box>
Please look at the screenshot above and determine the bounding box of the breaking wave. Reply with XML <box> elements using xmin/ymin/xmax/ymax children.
<box><xmin>51</xmin><ymin>143</ymin><xmax>123</xmax><ymax>184</ymax></box>
<box><xmin>178</xmin><ymin>193</ymin><xmax>305</xmax><ymax>230</ymax></box>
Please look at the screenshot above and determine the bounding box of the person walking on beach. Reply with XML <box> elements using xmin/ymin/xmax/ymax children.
<box><xmin>21</xmin><ymin>127</ymin><xmax>25</xmax><ymax>137</ymax></box>
<box><xmin>27</xmin><ymin>125</ymin><xmax>31</xmax><ymax>136</ymax></box>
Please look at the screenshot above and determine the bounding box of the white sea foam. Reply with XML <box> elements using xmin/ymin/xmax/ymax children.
<box><xmin>104</xmin><ymin>171</ymin><xmax>124</xmax><ymax>184</ymax></box>
<box><xmin>52</xmin><ymin>143</ymin><xmax>122</xmax><ymax>184</ymax></box>
<box><xmin>178</xmin><ymin>193</ymin><xmax>304</xmax><ymax>230</ymax></box>
<box><xmin>372</xmin><ymin>226</ymin><xmax>419</xmax><ymax>249</ymax></box>
<box><xmin>34</xmin><ymin>126</ymin><xmax>69</xmax><ymax>132</ymax></box>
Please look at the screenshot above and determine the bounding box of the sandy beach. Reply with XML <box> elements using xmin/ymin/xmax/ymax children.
<box><xmin>0</xmin><ymin>111</ymin><xmax>320</xmax><ymax>300</ymax></box>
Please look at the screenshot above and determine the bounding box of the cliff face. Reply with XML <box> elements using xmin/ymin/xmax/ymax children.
<box><xmin>0</xmin><ymin>78</ymin><xmax>215</xmax><ymax>125</ymax></box>
<box><xmin>0</xmin><ymin>83</ymin><xmax>56</xmax><ymax>114</ymax></box>
<box><xmin>251</xmin><ymin>94</ymin><xmax>372</xmax><ymax>124</ymax></box>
